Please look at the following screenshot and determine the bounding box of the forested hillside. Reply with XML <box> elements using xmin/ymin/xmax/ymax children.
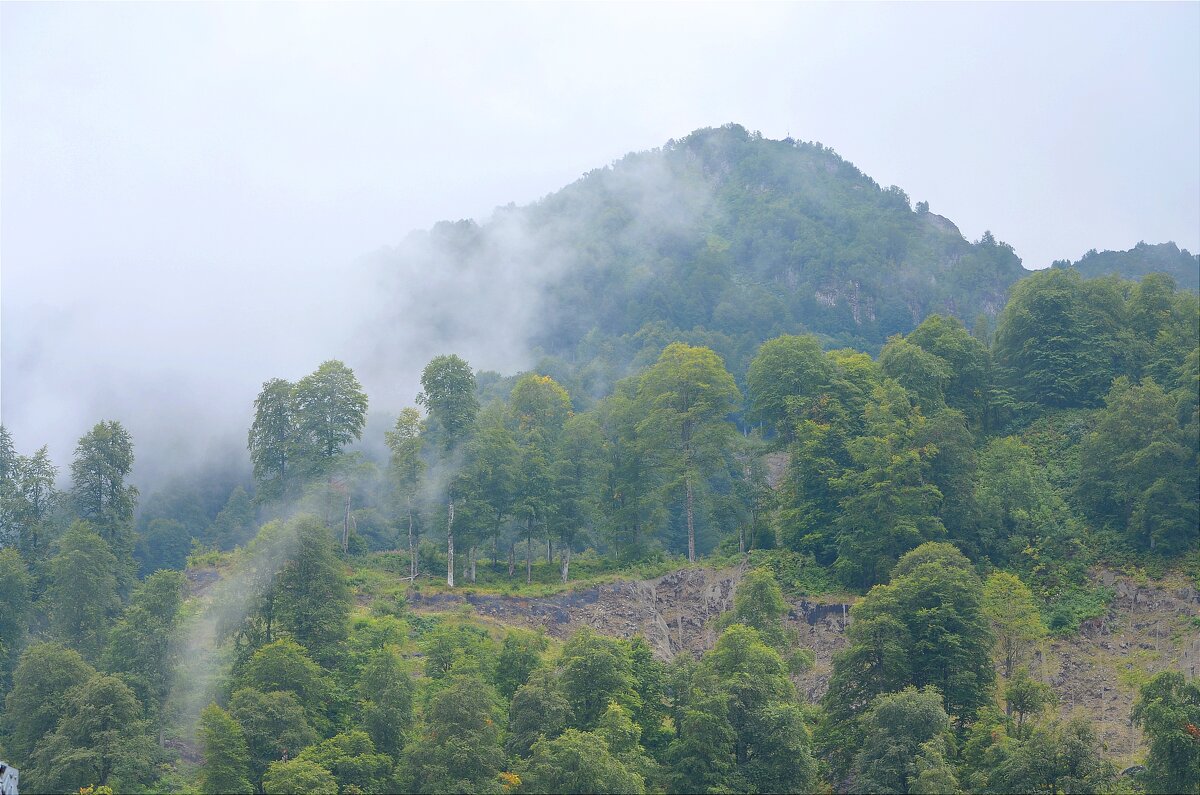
<box><xmin>1</xmin><ymin>127</ymin><xmax>1198</xmax><ymax>794</ymax></box>
<box><xmin>1055</xmin><ymin>241</ymin><xmax>1200</xmax><ymax>292</ymax></box>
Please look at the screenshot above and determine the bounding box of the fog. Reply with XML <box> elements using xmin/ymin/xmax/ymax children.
<box><xmin>2</xmin><ymin>3</ymin><xmax>1198</xmax><ymax>491</ymax></box>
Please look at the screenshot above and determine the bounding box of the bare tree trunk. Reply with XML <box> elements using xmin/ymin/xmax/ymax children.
<box><xmin>685</xmin><ymin>476</ymin><xmax>696</xmax><ymax>562</ymax></box>
<box><xmin>526</xmin><ymin>530</ymin><xmax>533</xmax><ymax>585</ymax></box>
<box><xmin>561</xmin><ymin>545</ymin><xmax>571</xmax><ymax>583</ymax></box>
<box><xmin>739</xmin><ymin>524</ymin><xmax>745</xmax><ymax>555</ymax></box>
<box><xmin>342</xmin><ymin>491</ymin><xmax>351</xmax><ymax>553</ymax></box>
<box><xmin>508</xmin><ymin>543</ymin><xmax>516</xmax><ymax>578</ymax></box>
<box><xmin>547</xmin><ymin>537</ymin><xmax>553</xmax><ymax>562</ymax></box>
<box><xmin>469</xmin><ymin>546</ymin><xmax>477</xmax><ymax>584</ymax></box>
<box><xmin>408</xmin><ymin>508</ymin><xmax>417</xmax><ymax>579</ymax></box>
<box><xmin>447</xmin><ymin>498</ymin><xmax>455</xmax><ymax>588</ymax></box>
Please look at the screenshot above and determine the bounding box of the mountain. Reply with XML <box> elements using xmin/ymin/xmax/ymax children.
<box><xmin>1053</xmin><ymin>241</ymin><xmax>1199</xmax><ymax>291</ymax></box>
<box><xmin>369</xmin><ymin>124</ymin><xmax>1028</xmax><ymax>390</ymax></box>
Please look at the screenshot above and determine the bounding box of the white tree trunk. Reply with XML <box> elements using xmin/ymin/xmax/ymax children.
<box><xmin>685</xmin><ymin>476</ymin><xmax>696</xmax><ymax>562</ymax></box>
<box><xmin>560</xmin><ymin>545</ymin><xmax>571</xmax><ymax>583</ymax></box>
<box><xmin>408</xmin><ymin>508</ymin><xmax>417</xmax><ymax>579</ymax></box>
<box><xmin>446</xmin><ymin>498</ymin><xmax>455</xmax><ymax>588</ymax></box>
<box><xmin>469</xmin><ymin>545</ymin><xmax>477</xmax><ymax>584</ymax></box>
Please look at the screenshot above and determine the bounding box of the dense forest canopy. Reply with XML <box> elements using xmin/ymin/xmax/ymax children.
<box><xmin>1</xmin><ymin>125</ymin><xmax>1198</xmax><ymax>794</ymax></box>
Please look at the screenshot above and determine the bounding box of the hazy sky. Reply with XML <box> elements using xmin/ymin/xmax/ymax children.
<box><xmin>2</xmin><ymin>2</ymin><xmax>1198</xmax><ymax>482</ymax></box>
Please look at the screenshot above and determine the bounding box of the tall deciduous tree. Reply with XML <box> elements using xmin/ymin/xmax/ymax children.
<box><xmin>46</xmin><ymin>522</ymin><xmax>122</xmax><ymax>658</ymax></box>
<box><xmin>70</xmin><ymin>420</ymin><xmax>138</xmax><ymax>564</ymax></box>
<box><xmin>637</xmin><ymin>343</ymin><xmax>741</xmax><ymax>561</ymax></box>
<box><xmin>981</xmin><ymin>572</ymin><xmax>1046</xmax><ymax>680</ymax></box>
<box><xmin>273</xmin><ymin>517</ymin><xmax>351</xmax><ymax>667</ymax></box>
<box><xmin>746</xmin><ymin>334</ymin><xmax>832</xmax><ymax>442</ymax></box>
<box><xmin>418</xmin><ymin>354</ymin><xmax>479</xmax><ymax>587</ymax></box>
<box><xmin>293</xmin><ymin>360</ymin><xmax>369</xmax><ymax>475</ymax></box>
<box><xmin>1132</xmin><ymin>671</ymin><xmax>1200</xmax><ymax>794</ymax></box>
<box><xmin>248</xmin><ymin>378</ymin><xmax>298</xmax><ymax>501</ymax></box>
<box><xmin>198</xmin><ymin>702</ymin><xmax>254</xmax><ymax>795</ymax></box>
<box><xmin>385</xmin><ymin>407</ymin><xmax>426</xmax><ymax>579</ymax></box>
<box><xmin>3</xmin><ymin>643</ymin><xmax>96</xmax><ymax>761</ymax></box>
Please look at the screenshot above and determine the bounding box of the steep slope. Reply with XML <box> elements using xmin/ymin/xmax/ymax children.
<box><xmin>367</xmin><ymin>124</ymin><xmax>1028</xmax><ymax>392</ymax></box>
<box><xmin>1054</xmin><ymin>241</ymin><xmax>1200</xmax><ymax>291</ymax></box>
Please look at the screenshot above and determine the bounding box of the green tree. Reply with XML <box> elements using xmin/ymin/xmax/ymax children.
<box><xmin>991</xmin><ymin>717</ymin><xmax>1117</xmax><ymax>795</ymax></box>
<box><xmin>1132</xmin><ymin>671</ymin><xmax>1200</xmax><ymax>794</ymax></box>
<box><xmin>262</xmin><ymin>758</ymin><xmax>339</xmax><ymax>795</ymax></box>
<box><xmin>981</xmin><ymin>572</ymin><xmax>1047</xmax><ymax>679</ymax></box>
<box><xmin>418</xmin><ymin>354</ymin><xmax>480</xmax><ymax>587</ymax></box>
<box><xmin>993</xmin><ymin>268</ymin><xmax>1123</xmax><ymax>408</ymax></box>
<box><xmin>507</xmin><ymin>671</ymin><xmax>572</xmax><ymax>758</ymax></box>
<box><xmin>29</xmin><ymin>673</ymin><xmax>158</xmax><ymax>793</ymax></box>
<box><xmin>746</xmin><ymin>334</ymin><xmax>833</xmax><ymax>441</ymax></box>
<box><xmin>558</xmin><ymin>628</ymin><xmax>638</xmax><ymax>730</ymax></box>
<box><xmin>3</xmin><ymin>642</ymin><xmax>96</xmax><ymax>761</ymax></box>
<box><xmin>386</xmin><ymin>407</ymin><xmax>427</xmax><ymax>579</ymax></box>
<box><xmin>403</xmin><ymin>673</ymin><xmax>506</xmax><ymax>793</ymax></box>
<box><xmin>833</xmin><ymin>380</ymin><xmax>945</xmax><ymax>587</ymax></box>
<box><xmin>198</xmin><ymin>702</ymin><xmax>254</xmax><ymax>795</ymax></box>
<box><xmin>293</xmin><ymin>360</ymin><xmax>369</xmax><ymax>475</ymax></box>
<box><xmin>46</xmin><ymin>522</ymin><xmax>122</xmax><ymax>658</ymax></box>
<box><xmin>551</xmin><ymin>413</ymin><xmax>605</xmax><ymax>582</ymax></box>
<box><xmin>238</xmin><ymin>639</ymin><xmax>330</xmax><ymax>725</ymax></box>
<box><xmin>359</xmin><ymin>646</ymin><xmax>414</xmax><ymax>758</ymax></box>
<box><xmin>666</xmin><ymin>671</ymin><xmax>738</xmax><ymax>792</ymax></box>
<box><xmin>70</xmin><ymin>420</ymin><xmax>138</xmax><ymax>566</ymax></box>
<box><xmin>1004</xmin><ymin>667</ymin><xmax>1055</xmax><ymax>738</ymax></box>
<box><xmin>879</xmin><ymin>335</ymin><xmax>952</xmax><ymax>413</ymax></box>
<box><xmin>715</xmin><ymin>567</ymin><xmax>791</xmax><ymax>649</ymax></box>
<box><xmin>101</xmin><ymin>569</ymin><xmax>184</xmax><ymax>715</ymax></box>
<box><xmin>1078</xmin><ymin>377</ymin><xmax>1199</xmax><ymax>553</ymax></box>
<box><xmin>273</xmin><ymin>516</ymin><xmax>351</xmax><ymax>666</ymax></box>
<box><xmin>905</xmin><ymin>314</ymin><xmax>991</xmax><ymax>429</ymax></box>
<box><xmin>229</xmin><ymin>687</ymin><xmax>320</xmax><ymax>791</ymax></box>
<box><xmin>248</xmin><ymin>378</ymin><xmax>298</xmax><ymax>501</ymax></box>
<box><xmin>636</xmin><ymin>343</ymin><xmax>741</xmax><ymax>561</ymax></box>
<box><xmin>294</xmin><ymin>731</ymin><xmax>394</xmax><ymax>794</ymax></box>
<box><xmin>518</xmin><ymin>729</ymin><xmax>646</xmax><ymax>794</ymax></box>
<box><xmin>0</xmin><ymin>548</ymin><xmax>31</xmax><ymax>689</ymax></box>
<box><xmin>851</xmin><ymin>687</ymin><xmax>954</xmax><ymax>795</ymax></box>
<box><xmin>496</xmin><ymin>628</ymin><xmax>549</xmax><ymax>700</ymax></box>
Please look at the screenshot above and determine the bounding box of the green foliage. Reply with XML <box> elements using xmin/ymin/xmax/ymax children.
<box><xmin>70</xmin><ymin>420</ymin><xmax>138</xmax><ymax>564</ymax></box>
<box><xmin>506</xmin><ymin>670</ymin><xmax>572</xmax><ymax>758</ymax></box>
<box><xmin>495</xmin><ymin>628</ymin><xmax>549</xmax><ymax>700</ymax></box>
<box><xmin>558</xmin><ymin>628</ymin><xmax>638</xmax><ymax>730</ymax></box>
<box><xmin>989</xmin><ymin>717</ymin><xmax>1118</xmax><ymax>794</ymax></box>
<box><xmin>419</xmin><ymin>354</ymin><xmax>481</xmax><ymax>453</ymax></box>
<box><xmin>403</xmin><ymin>673</ymin><xmax>506</xmax><ymax>794</ymax></box>
<box><xmin>358</xmin><ymin>646</ymin><xmax>414</xmax><ymax>758</ymax></box>
<box><xmin>747</xmin><ymin>334</ymin><xmax>833</xmax><ymax>441</ymax></box>
<box><xmin>29</xmin><ymin>673</ymin><xmax>158</xmax><ymax>793</ymax></box>
<box><xmin>851</xmin><ymin>687</ymin><xmax>954</xmax><ymax>795</ymax></box>
<box><xmin>238</xmin><ymin>639</ymin><xmax>331</xmax><ymax>725</ymax></box>
<box><xmin>1058</xmin><ymin>240</ymin><xmax>1200</xmax><ymax>292</ymax></box>
<box><xmin>981</xmin><ymin>571</ymin><xmax>1047</xmax><ymax>678</ymax></box>
<box><xmin>3</xmin><ymin>642</ymin><xmax>96</xmax><ymax>761</ymax></box>
<box><xmin>636</xmin><ymin>342</ymin><xmax>742</xmax><ymax>561</ymax></box>
<box><xmin>229</xmin><ymin>687</ymin><xmax>320</xmax><ymax>790</ymax></box>
<box><xmin>1079</xmin><ymin>377</ymin><xmax>1199</xmax><ymax>554</ymax></box>
<box><xmin>994</xmin><ymin>268</ymin><xmax>1124</xmax><ymax>409</ymax></box>
<box><xmin>294</xmin><ymin>731</ymin><xmax>394</xmax><ymax>794</ymax></box>
<box><xmin>46</xmin><ymin>521</ymin><xmax>122</xmax><ymax>658</ymax></box>
<box><xmin>198</xmin><ymin>703</ymin><xmax>253</xmax><ymax>795</ymax></box>
<box><xmin>293</xmin><ymin>360</ymin><xmax>370</xmax><ymax>474</ymax></box>
<box><xmin>1132</xmin><ymin>671</ymin><xmax>1200</xmax><ymax>794</ymax></box>
<box><xmin>272</xmin><ymin>516</ymin><xmax>352</xmax><ymax>666</ymax></box>
<box><xmin>101</xmin><ymin>569</ymin><xmax>184</xmax><ymax>715</ymax></box>
<box><xmin>1004</xmin><ymin>667</ymin><xmax>1055</xmax><ymax>738</ymax></box>
<box><xmin>262</xmin><ymin>758</ymin><xmax>339</xmax><ymax>795</ymax></box>
<box><xmin>248</xmin><ymin>378</ymin><xmax>298</xmax><ymax>501</ymax></box>
<box><xmin>0</xmin><ymin>548</ymin><xmax>31</xmax><ymax>689</ymax></box>
<box><xmin>715</xmin><ymin>568</ymin><xmax>792</xmax><ymax>649</ymax></box>
<box><xmin>518</xmin><ymin>728</ymin><xmax>646</xmax><ymax>795</ymax></box>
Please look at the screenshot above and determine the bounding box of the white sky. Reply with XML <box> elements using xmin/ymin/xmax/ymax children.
<box><xmin>2</xmin><ymin>2</ymin><xmax>1198</xmax><ymax>481</ymax></box>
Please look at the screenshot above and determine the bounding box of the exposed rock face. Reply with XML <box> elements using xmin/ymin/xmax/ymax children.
<box><xmin>406</xmin><ymin>563</ymin><xmax>1199</xmax><ymax>765</ymax></box>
